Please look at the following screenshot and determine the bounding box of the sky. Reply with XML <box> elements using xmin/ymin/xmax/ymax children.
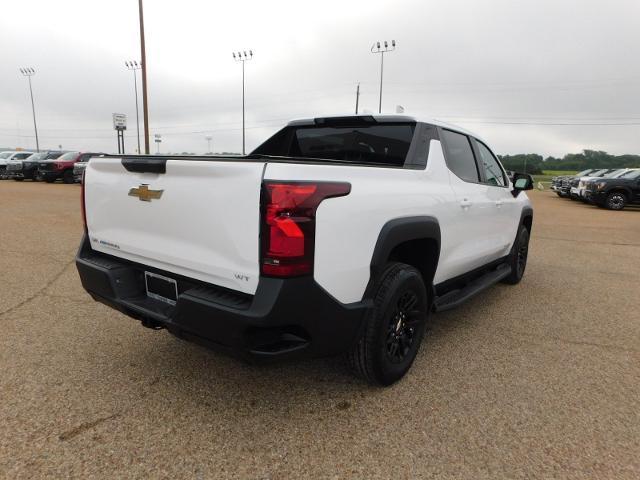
<box><xmin>1</xmin><ymin>0</ymin><xmax>639</xmax><ymax>157</ymax></box>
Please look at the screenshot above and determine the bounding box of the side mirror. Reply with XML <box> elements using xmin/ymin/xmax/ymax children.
<box><xmin>512</xmin><ymin>172</ymin><xmax>534</xmax><ymax>197</ymax></box>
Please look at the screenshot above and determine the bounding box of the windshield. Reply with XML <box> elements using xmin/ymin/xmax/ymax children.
<box><xmin>576</xmin><ymin>169</ymin><xmax>593</xmax><ymax>176</ymax></box>
<box><xmin>0</xmin><ymin>152</ymin><xmax>14</xmax><ymax>159</ymax></box>
<box><xmin>26</xmin><ymin>152</ymin><xmax>47</xmax><ymax>161</ymax></box>
<box><xmin>46</xmin><ymin>152</ymin><xmax>64</xmax><ymax>159</ymax></box>
<box><xmin>253</xmin><ymin>122</ymin><xmax>416</xmax><ymax>166</ymax></box>
<box><xmin>57</xmin><ymin>151</ymin><xmax>79</xmax><ymax>161</ymax></box>
<box><xmin>619</xmin><ymin>169</ymin><xmax>640</xmax><ymax>179</ymax></box>
<box><xmin>588</xmin><ymin>169</ymin><xmax>607</xmax><ymax>177</ymax></box>
<box><xmin>605</xmin><ymin>169</ymin><xmax>627</xmax><ymax>178</ymax></box>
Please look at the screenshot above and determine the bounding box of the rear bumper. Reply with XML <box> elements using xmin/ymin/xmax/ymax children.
<box><xmin>76</xmin><ymin>235</ymin><xmax>369</xmax><ymax>360</ymax></box>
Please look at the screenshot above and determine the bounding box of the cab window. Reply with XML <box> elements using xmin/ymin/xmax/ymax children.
<box><xmin>440</xmin><ymin>129</ymin><xmax>480</xmax><ymax>182</ymax></box>
<box><xmin>475</xmin><ymin>141</ymin><xmax>507</xmax><ymax>187</ymax></box>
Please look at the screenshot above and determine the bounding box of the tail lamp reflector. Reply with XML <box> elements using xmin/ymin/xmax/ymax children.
<box><xmin>261</xmin><ymin>181</ymin><xmax>350</xmax><ymax>277</ymax></box>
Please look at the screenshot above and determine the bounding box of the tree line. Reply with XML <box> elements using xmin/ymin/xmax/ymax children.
<box><xmin>498</xmin><ymin>150</ymin><xmax>640</xmax><ymax>174</ymax></box>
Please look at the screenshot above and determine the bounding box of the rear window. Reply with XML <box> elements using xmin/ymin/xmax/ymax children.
<box><xmin>253</xmin><ymin>122</ymin><xmax>416</xmax><ymax>166</ymax></box>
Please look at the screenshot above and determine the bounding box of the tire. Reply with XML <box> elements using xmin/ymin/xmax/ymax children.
<box><xmin>62</xmin><ymin>170</ymin><xmax>74</xmax><ymax>184</ymax></box>
<box><xmin>605</xmin><ymin>192</ymin><xmax>627</xmax><ymax>210</ymax></box>
<box><xmin>14</xmin><ymin>178</ymin><xmax>24</xmax><ymax>182</ymax></box>
<box><xmin>44</xmin><ymin>177</ymin><xmax>55</xmax><ymax>183</ymax></box>
<box><xmin>502</xmin><ymin>225</ymin><xmax>530</xmax><ymax>285</ymax></box>
<box><xmin>347</xmin><ymin>262</ymin><xmax>429</xmax><ymax>386</ymax></box>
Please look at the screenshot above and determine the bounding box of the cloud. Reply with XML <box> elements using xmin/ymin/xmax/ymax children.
<box><xmin>1</xmin><ymin>0</ymin><xmax>639</xmax><ymax>156</ymax></box>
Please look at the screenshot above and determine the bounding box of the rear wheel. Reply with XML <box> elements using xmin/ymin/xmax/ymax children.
<box><xmin>502</xmin><ymin>225</ymin><xmax>530</xmax><ymax>285</ymax></box>
<box><xmin>347</xmin><ymin>262</ymin><xmax>429</xmax><ymax>386</ymax></box>
<box><xmin>605</xmin><ymin>192</ymin><xmax>626</xmax><ymax>210</ymax></box>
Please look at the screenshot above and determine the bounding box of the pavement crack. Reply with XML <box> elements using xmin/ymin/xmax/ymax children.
<box><xmin>0</xmin><ymin>259</ymin><xmax>75</xmax><ymax>319</ymax></box>
<box><xmin>58</xmin><ymin>413</ymin><xmax>120</xmax><ymax>441</ymax></box>
<box><xmin>535</xmin><ymin>235</ymin><xmax>640</xmax><ymax>247</ymax></box>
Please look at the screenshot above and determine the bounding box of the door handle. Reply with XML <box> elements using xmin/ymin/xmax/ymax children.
<box><xmin>460</xmin><ymin>198</ymin><xmax>472</xmax><ymax>208</ymax></box>
<box><xmin>495</xmin><ymin>200</ymin><xmax>503</xmax><ymax>208</ymax></box>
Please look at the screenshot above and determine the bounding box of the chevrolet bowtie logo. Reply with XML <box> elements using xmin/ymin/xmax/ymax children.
<box><xmin>128</xmin><ymin>184</ymin><xmax>164</xmax><ymax>202</ymax></box>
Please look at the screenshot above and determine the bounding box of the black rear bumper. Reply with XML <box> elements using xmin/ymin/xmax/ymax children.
<box><xmin>76</xmin><ymin>235</ymin><xmax>369</xmax><ymax>360</ymax></box>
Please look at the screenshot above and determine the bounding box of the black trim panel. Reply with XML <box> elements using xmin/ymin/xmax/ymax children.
<box><xmin>122</xmin><ymin>157</ymin><xmax>167</xmax><ymax>174</ymax></box>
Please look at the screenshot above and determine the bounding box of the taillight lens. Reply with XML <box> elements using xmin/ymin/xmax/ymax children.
<box><xmin>55</xmin><ymin>162</ymin><xmax>64</xmax><ymax>170</ymax></box>
<box><xmin>261</xmin><ymin>181</ymin><xmax>351</xmax><ymax>277</ymax></box>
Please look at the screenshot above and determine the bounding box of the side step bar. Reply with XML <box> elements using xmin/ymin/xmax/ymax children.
<box><xmin>433</xmin><ymin>263</ymin><xmax>512</xmax><ymax>312</ymax></box>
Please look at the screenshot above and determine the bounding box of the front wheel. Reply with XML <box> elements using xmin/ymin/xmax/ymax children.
<box><xmin>62</xmin><ymin>170</ymin><xmax>74</xmax><ymax>184</ymax></box>
<box><xmin>347</xmin><ymin>262</ymin><xmax>429</xmax><ymax>386</ymax></box>
<box><xmin>502</xmin><ymin>225</ymin><xmax>530</xmax><ymax>285</ymax></box>
<box><xmin>605</xmin><ymin>192</ymin><xmax>626</xmax><ymax>210</ymax></box>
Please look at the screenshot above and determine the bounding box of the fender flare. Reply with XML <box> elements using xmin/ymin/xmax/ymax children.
<box><xmin>364</xmin><ymin>216</ymin><xmax>441</xmax><ymax>299</ymax></box>
<box><xmin>520</xmin><ymin>205</ymin><xmax>534</xmax><ymax>231</ymax></box>
<box><xmin>605</xmin><ymin>186</ymin><xmax>634</xmax><ymax>199</ymax></box>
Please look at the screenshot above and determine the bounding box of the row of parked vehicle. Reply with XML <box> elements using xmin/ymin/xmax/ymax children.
<box><xmin>0</xmin><ymin>150</ymin><xmax>104</xmax><ymax>184</ymax></box>
<box><xmin>550</xmin><ymin>168</ymin><xmax>640</xmax><ymax>210</ymax></box>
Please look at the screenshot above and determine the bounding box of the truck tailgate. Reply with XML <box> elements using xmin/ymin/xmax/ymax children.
<box><xmin>84</xmin><ymin>158</ymin><xmax>265</xmax><ymax>295</ymax></box>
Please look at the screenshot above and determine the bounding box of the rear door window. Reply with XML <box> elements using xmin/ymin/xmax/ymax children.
<box><xmin>440</xmin><ymin>129</ymin><xmax>480</xmax><ymax>182</ymax></box>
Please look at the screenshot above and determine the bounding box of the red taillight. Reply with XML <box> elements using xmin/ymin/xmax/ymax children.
<box><xmin>54</xmin><ymin>162</ymin><xmax>64</xmax><ymax>170</ymax></box>
<box><xmin>80</xmin><ymin>170</ymin><xmax>87</xmax><ymax>232</ymax></box>
<box><xmin>261</xmin><ymin>181</ymin><xmax>351</xmax><ymax>277</ymax></box>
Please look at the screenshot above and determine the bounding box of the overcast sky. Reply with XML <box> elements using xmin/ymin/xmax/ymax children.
<box><xmin>1</xmin><ymin>0</ymin><xmax>639</xmax><ymax>157</ymax></box>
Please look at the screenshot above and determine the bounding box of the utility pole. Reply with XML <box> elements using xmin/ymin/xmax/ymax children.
<box><xmin>138</xmin><ymin>0</ymin><xmax>150</xmax><ymax>154</ymax></box>
<box><xmin>232</xmin><ymin>50</ymin><xmax>253</xmax><ymax>155</ymax></box>
<box><xmin>125</xmin><ymin>61</ymin><xmax>142</xmax><ymax>153</ymax></box>
<box><xmin>19</xmin><ymin>68</ymin><xmax>39</xmax><ymax>152</ymax></box>
<box><xmin>205</xmin><ymin>135</ymin><xmax>212</xmax><ymax>154</ymax></box>
<box><xmin>371</xmin><ymin>40</ymin><xmax>396</xmax><ymax>114</ymax></box>
<box><xmin>355</xmin><ymin>83</ymin><xmax>360</xmax><ymax>114</ymax></box>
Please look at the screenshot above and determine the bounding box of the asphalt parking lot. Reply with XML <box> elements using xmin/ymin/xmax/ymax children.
<box><xmin>1</xmin><ymin>182</ymin><xmax>639</xmax><ymax>479</ymax></box>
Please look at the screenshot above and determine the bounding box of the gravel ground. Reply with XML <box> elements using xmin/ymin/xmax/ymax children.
<box><xmin>1</xmin><ymin>181</ymin><xmax>639</xmax><ymax>479</ymax></box>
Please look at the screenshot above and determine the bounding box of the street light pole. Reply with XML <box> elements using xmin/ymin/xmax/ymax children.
<box><xmin>371</xmin><ymin>40</ymin><xmax>396</xmax><ymax>114</ymax></box>
<box><xmin>205</xmin><ymin>135</ymin><xmax>212</xmax><ymax>154</ymax></box>
<box><xmin>125</xmin><ymin>61</ymin><xmax>142</xmax><ymax>154</ymax></box>
<box><xmin>232</xmin><ymin>50</ymin><xmax>253</xmax><ymax>155</ymax></box>
<box><xmin>138</xmin><ymin>0</ymin><xmax>150</xmax><ymax>154</ymax></box>
<box><xmin>19</xmin><ymin>68</ymin><xmax>39</xmax><ymax>152</ymax></box>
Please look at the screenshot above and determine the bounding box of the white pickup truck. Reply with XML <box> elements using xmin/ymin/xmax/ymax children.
<box><xmin>76</xmin><ymin>115</ymin><xmax>533</xmax><ymax>385</ymax></box>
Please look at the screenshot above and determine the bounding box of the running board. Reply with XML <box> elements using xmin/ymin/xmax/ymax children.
<box><xmin>433</xmin><ymin>263</ymin><xmax>512</xmax><ymax>312</ymax></box>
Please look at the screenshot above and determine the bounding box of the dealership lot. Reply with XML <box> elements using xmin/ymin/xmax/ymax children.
<box><xmin>1</xmin><ymin>182</ymin><xmax>639</xmax><ymax>479</ymax></box>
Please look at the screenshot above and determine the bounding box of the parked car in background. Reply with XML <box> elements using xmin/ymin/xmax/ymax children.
<box><xmin>577</xmin><ymin>168</ymin><xmax>636</xmax><ymax>200</ymax></box>
<box><xmin>585</xmin><ymin>169</ymin><xmax>640</xmax><ymax>210</ymax></box>
<box><xmin>22</xmin><ymin>151</ymin><xmax>66</xmax><ymax>181</ymax></box>
<box><xmin>37</xmin><ymin>152</ymin><xmax>101</xmax><ymax>184</ymax></box>
<box><xmin>7</xmin><ymin>151</ymin><xmax>65</xmax><ymax>181</ymax></box>
<box><xmin>554</xmin><ymin>169</ymin><xmax>599</xmax><ymax>197</ymax></box>
<box><xmin>0</xmin><ymin>151</ymin><xmax>35</xmax><ymax>179</ymax></box>
<box><xmin>569</xmin><ymin>169</ymin><xmax>616</xmax><ymax>199</ymax></box>
<box><xmin>73</xmin><ymin>153</ymin><xmax>105</xmax><ymax>183</ymax></box>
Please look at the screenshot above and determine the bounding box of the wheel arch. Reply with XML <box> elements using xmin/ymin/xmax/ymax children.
<box><xmin>365</xmin><ymin>216</ymin><xmax>441</xmax><ymax>300</ymax></box>
<box><xmin>521</xmin><ymin>206</ymin><xmax>533</xmax><ymax>233</ymax></box>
